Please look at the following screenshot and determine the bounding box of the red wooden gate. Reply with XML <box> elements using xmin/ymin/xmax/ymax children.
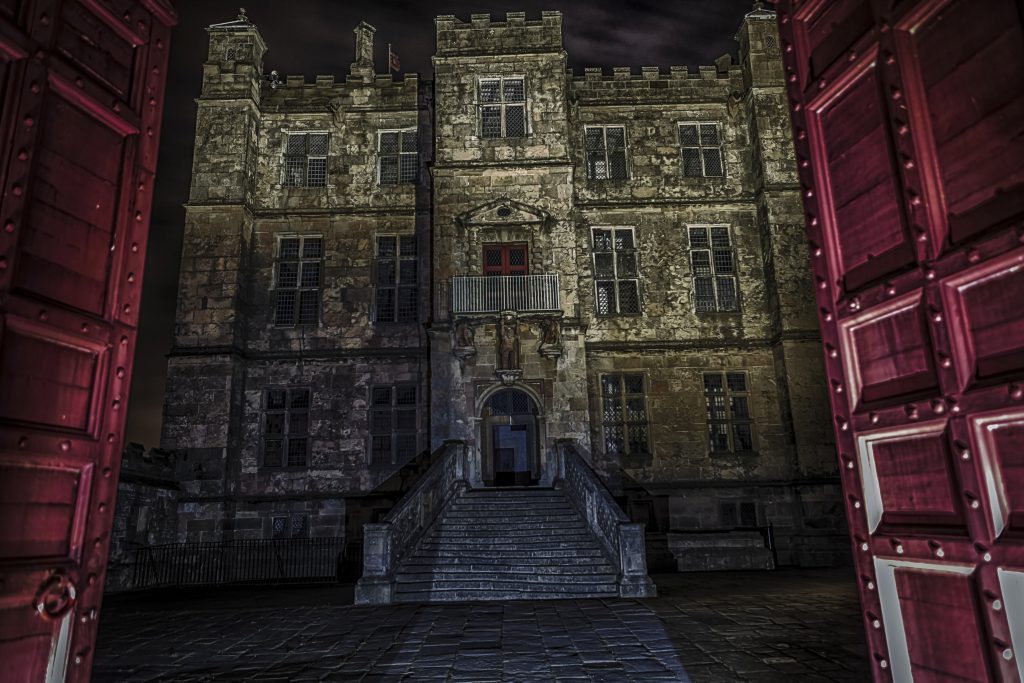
<box><xmin>0</xmin><ymin>0</ymin><xmax>175</xmax><ymax>680</ymax></box>
<box><xmin>776</xmin><ymin>0</ymin><xmax>1024</xmax><ymax>679</ymax></box>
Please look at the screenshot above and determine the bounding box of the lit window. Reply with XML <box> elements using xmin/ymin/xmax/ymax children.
<box><xmin>601</xmin><ymin>374</ymin><xmax>649</xmax><ymax>457</ymax></box>
<box><xmin>679</xmin><ymin>122</ymin><xmax>724</xmax><ymax>177</ymax></box>
<box><xmin>274</xmin><ymin>236</ymin><xmax>322</xmax><ymax>326</ymax></box>
<box><xmin>369</xmin><ymin>385</ymin><xmax>418</xmax><ymax>466</ymax></box>
<box><xmin>375</xmin><ymin>235</ymin><xmax>418</xmax><ymax>323</ymax></box>
<box><xmin>262</xmin><ymin>388</ymin><xmax>311</xmax><ymax>468</ymax></box>
<box><xmin>283</xmin><ymin>132</ymin><xmax>328</xmax><ymax>187</ymax></box>
<box><xmin>479</xmin><ymin>77</ymin><xmax>527</xmax><ymax>139</ymax></box>
<box><xmin>688</xmin><ymin>226</ymin><xmax>737</xmax><ymax>313</ymax></box>
<box><xmin>585</xmin><ymin>125</ymin><xmax>629</xmax><ymax>180</ymax></box>
<box><xmin>704</xmin><ymin>372</ymin><xmax>754</xmax><ymax>453</ymax></box>
<box><xmin>378</xmin><ymin>129</ymin><xmax>418</xmax><ymax>185</ymax></box>
<box><xmin>592</xmin><ymin>227</ymin><xmax>641</xmax><ymax>315</ymax></box>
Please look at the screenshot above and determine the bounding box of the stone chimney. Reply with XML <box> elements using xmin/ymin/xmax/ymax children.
<box><xmin>350</xmin><ymin>21</ymin><xmax>376</xmax><ymax>82</ymax></box>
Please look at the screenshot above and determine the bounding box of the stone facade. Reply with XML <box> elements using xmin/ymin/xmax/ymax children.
<box><xmin>107</xmin><ymin>444</ymin><xmax>180</xmax><ymax>592</ymax></box>
<box><xmin>156</xmin><ymin>7</ymin><xmax>847</xmax><ymax>568</ymax></box>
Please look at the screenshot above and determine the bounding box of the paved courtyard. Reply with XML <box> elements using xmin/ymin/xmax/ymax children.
<box><xmin>93</xmin><ymin>568</ymin><xmax>869</xmax><ymax>682</ymax></box>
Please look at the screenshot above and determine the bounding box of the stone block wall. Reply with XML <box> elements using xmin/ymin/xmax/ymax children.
<box><xmin>133</xmin><ymin>8</ymin><xmax>849</xmax><ymax>570</ymax></box>
<box><xmin>106</xmin><ymin>444</ymin><xmax>180</xmax><ymax>592</ymax></box>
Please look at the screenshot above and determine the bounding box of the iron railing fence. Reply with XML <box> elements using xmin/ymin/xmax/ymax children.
<box><xmin>131</xmin><ymin>537</ymin><xmax>349</xmax><ymax>589</ymax></box>
<box><xmin>450</xmin><ymin>274</ymin><xmax>560</xmax><ymax>314</ymax></box>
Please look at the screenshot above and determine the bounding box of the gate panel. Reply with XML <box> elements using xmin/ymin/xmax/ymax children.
<box><xmin>777</xmin><ymin>0</ymin><xmax>1024</xmax><ymax>679</ymax></box>
<box><xmin>0</xmin><ymin>1</ymin><xmax>175</xmax><ymax>681</ymax></box>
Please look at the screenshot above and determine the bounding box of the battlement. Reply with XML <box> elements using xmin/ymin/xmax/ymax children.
<box><xmin>270</xmin><ymin>72</ymin><xmax>420</xmax><ymax>89</ymax></box>
<box><xmin>571</xmin><ymin>64</ymin><xmax>743</xmax><ymax>83</ymax></box>
<box><xmin>568</xmin><ymin>64</ymin><xmax>743</xmax><ymax>104</ymax></box>
<box><xmin>435</xmin><ymin>11</ymin><xmax>563</xmax><ymax>57</ymax></box>
<box><xmin>259</xmin><ymin>71</ymin><xmax>421</xmax><ymax>112</ymax></box>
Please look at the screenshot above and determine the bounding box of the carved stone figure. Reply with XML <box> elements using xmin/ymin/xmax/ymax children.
<box><xmin>497</xmin><ymin>312</ymin><xmax>520</xmax><ymax>370</ymax></box>
<box><xmin>452</xmin><ymin>320</ymin><xmax>476</xmax><ymax>361</ymax></box>
<box><xmin>537</xmin><ymin>318</ymin><xmax>563</xmax><ymax>358</ymax></box>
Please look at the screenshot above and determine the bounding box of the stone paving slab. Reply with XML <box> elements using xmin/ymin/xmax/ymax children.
<box><xmin>93</xmin><ymin>568</ymin><xmax>868</xmax><ymax>682</ymax></box>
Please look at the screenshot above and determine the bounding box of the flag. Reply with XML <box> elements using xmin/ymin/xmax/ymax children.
<box><xmin>388</xmin><ymin>44</ymin><xmax>401</xmax><ymax>73</ymax></box>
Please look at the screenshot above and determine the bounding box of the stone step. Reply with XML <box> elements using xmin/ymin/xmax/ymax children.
<box><xmin>398</xmin><ymin>562</ymin><xmax>617</xmax><ymax>575</ymax></box>
<box><xmin>433</xmin><ymin>521</ymin><xmax>589</xmax><ymax>532</ymax></box>
<box><xmin>456</xmin><ymin>497</ymin><xmax>569</xmax><ymax>506</ymax></box>
<box><xmin>415</xmin><ymin>539</ymin><xmax>600</xmax><ymax>552</ymax></box>
<box><xmin>393</xmin><ymin>588</ymin><xmax>617</xmax><ymax>603</ymax></box>
<box><xmin>462</xmin><ymin>487</ymin><xmax>561</xmax><ymax>495</ymax></box>
<box><xmin>395</xmin><ymin>571</ymin><xmax>619</xmax><ymax>584</ymax></box>
<box><xmin>444</xmin><ymin>503</ymin><xmax>575</xmax><ymax>514</ymax></box>
<box><xmin>387</xmin><ymin>485</ymin><xmax>628</xmax><ymax>604</ymax></box>
<box><xmin>428</xmin><ymin>526</ymin><xmax>590</xmax><ymax>539</ymax></box>
<box><xmin>393</xmin><ymin>578</ymin><xmax>620</xmax><ymax>594</ymax></box>
<box><xmin>405</xmin><ymin>548</ymin><xmax>609</xmax><ymax>563</ymax></box>
<box><xmin>441</xmin><ymin>509</ymin><xmax>578</xmax><ymax>521</ymax></box>
<box><xmin>461</xmin><ymin>489</ymin><xmax>565</xmax><ymax>497</ymax></box>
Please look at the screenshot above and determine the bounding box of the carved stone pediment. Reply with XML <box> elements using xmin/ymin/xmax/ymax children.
<box><xmin>456</xmin><ymin>198</ymin><xmax>551</xmax><ymax>230</ymax></box>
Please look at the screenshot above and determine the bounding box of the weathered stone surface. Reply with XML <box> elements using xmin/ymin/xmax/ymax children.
<box><xmin>142</xmin><ymin>7</ymin><xmax>846</xmax><ymax>573</ymax></box>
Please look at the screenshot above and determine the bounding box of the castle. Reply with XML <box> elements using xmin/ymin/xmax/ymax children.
<box><xmin>135</xmin><ymin>6</ymin><xmax>848</xmax><ymax>585</ymax></box>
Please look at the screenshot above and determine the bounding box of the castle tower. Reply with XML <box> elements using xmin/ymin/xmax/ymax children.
<box><xmin>428</xmin><ymin>12</ymin><xmax>589</xmax><ymax>487</ymax></box>
<box><xmin>159</xmin><ymin>11</ymin><xmax>266</xmax><ymax>540</ymax></box>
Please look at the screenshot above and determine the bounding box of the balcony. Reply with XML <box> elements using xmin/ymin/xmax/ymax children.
<box><xmin>450</xmin><ymin>274</ymin><xmax>560</xmax><ymax>314</ymax></box>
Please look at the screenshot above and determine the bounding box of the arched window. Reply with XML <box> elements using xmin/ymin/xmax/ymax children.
<box><xmin>486</xmin><ymin>389</ymin><xmax>537</xmax><ymax>416</ymax></box>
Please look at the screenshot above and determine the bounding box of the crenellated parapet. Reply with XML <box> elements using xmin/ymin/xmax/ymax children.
<box><xmin>569</xmin><ymin>65</ymin><xmax>745</xmax><ymax>105</ymax></box>
<box><xmin>260</xmin><ymin>72</ymin><xmax>421</xmax><ymax>113</ymax></box>
<box><xmin>435</xmin><ymin>11</ymin><xmax>563</xmax><ymax>57</ymax></box>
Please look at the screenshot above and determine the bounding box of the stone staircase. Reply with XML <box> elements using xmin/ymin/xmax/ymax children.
<box><xmin>392</xmin><ymin>487</ymin><xmax>621</xmax><ymax>603</ymax></box>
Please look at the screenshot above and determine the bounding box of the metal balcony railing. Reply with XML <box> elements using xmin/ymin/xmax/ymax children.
<box><xmin>450</xmin><ymin>274</ymin><xmax>560</xmax><ymax>314</ymax></box>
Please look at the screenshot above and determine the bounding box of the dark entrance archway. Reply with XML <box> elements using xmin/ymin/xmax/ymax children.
<box><xmin>481</xmin><ymin>389</ymin><xmax>540</xmax><ymax>486</ymax></box>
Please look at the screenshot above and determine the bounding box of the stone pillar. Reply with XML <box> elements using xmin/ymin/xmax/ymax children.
<box><xmin>354</xmin><ymin>523</ymin><xmax>394</xmax><ymax>605</ymax></box>
<box><xmin>617</xmin><ymin>523</ymin><xmax>657</xmax><ymax>597</ymax></box>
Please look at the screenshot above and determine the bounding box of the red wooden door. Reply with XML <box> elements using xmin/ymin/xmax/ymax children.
<box><xmin>483</xmin><ymin>243</ymin><xmax>528</xmax><ymax>276</ymax></box>
<box><xmin>776</xmin><ymin>0</ymin><xmax>1024</xmax><ymax>679</ymax></box>
<box><xmin>0</xmin><ymin>1</ymin><xmax>175</xmax><ymax>680</ymax></box>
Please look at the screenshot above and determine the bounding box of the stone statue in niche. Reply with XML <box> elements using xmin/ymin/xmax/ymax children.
<box><xmin>497</xmin><ymin>312</ymin><xmax>520</xmax><ymax>370</ymax></box>
<box><xmin>537</xmin><ymin>319</ymin><xmax>563</xmax><ymax>359</ymax></box>
<box><xmin>452</xmin><ymin>320</ymin><xmax>476</xmax><ymax>361</ymax></box>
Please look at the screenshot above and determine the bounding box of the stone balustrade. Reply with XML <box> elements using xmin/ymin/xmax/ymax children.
<box><xmin>355</xmin><ymin>441</ymin><xmax>468</xmax><ymax>605</ymax></box>
<box><xmin>555</xmin><ymin>440</ymin><xmax>657</xmax><ymax>598</ymax></box>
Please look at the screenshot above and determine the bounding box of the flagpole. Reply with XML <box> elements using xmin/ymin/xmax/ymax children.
<box><xmin>388</xmin><ymin>43</ymin><xmax>393</xmax><ymax>73</ymax></box>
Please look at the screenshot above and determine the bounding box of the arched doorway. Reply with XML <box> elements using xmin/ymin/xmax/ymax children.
<box><xmin>481</xmin><ymin>389</ymin><xmax>540</xmax><ymax>486</ymax></box>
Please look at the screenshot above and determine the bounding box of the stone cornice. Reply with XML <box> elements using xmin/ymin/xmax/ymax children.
<box><xmin>168</xmin><ymin>345</ymin><xmax>428</xmax><ymax>361</ymax></box>
<box><xmin>576</xmin><ymin>196</ymin><xmax>757</xmax><ymax>209</ymax></box>
<box><xmin>584</xmin><ymin>329</ymin><xmax>820</xmax><ymax>352</ymax></box>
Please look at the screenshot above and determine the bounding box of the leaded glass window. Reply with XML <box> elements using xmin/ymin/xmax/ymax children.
<box><xmin>378</xmin><ymin>129</ymin><xmax>418</xmax><ymax>185</ymax></box>
<box><xmin>704</xmin><ymin>372</ymin><xmax>754</xmax><ymax>453</ymax></box>
<box><xmin>585</xmin><ymin>125</ymin><xmax>629</xmax><ymax>180</ymax></box>
<box><xmin>283</xmin><ymin>132</ymin><xmax>329</xmax><ymax>187</ymax></box>
<box><xmin>374</xmin><ymin>235</ymin><xmax>418</xmax><ymax>323</ymax></box>
<box><xmin>369</xmin><ymin>385</ymin><xmax>418</xmax><ymax>466</ymax></box>
<box><xmin>262</xmin><ymin>387</ymin><xmax>310</xmax><ymax>468</ymax></box>
<box><xmin>688</xmin><ymin>226</ymin><xmax>738</xmax><ymax>313</ymax></box>
<box><xmin>679</xmin><ymin>122</ymin><xmax>724</xmax><ymax>177</ymax></box>
<box><xmin>479</xmin><ymin>76</ymin><xmax>528</xmax><ymax>139</ymax></box>
<box><xmin>601</xmin><ymin>374</ymin><xmax>649</xmax><ymax>457</ymax></box>
<box><xmin>592</xmin><ymin>227</ymin><xmax>641</xmax><ymax>315</ymax></box>
<box><xmin>274</xmin><ymin>236</ymin><xmax>322</xmax><ymax>326</ymax></box>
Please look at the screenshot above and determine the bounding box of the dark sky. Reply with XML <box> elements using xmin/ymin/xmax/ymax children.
<box><xmin>124</xmin><ymin>0</ymin><xmax>757</xmax><ymax>447</ymax></box>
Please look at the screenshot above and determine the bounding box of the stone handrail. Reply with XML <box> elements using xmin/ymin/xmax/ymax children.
<box><xmin>355</xmin><ymin>440</ymin><xmax>468</xmax><ymax>604</ymax></box>
<box><xmin>554</xmin><ymin>440</ymin><xmax>656</xmax><ymax>598</ymax></box>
